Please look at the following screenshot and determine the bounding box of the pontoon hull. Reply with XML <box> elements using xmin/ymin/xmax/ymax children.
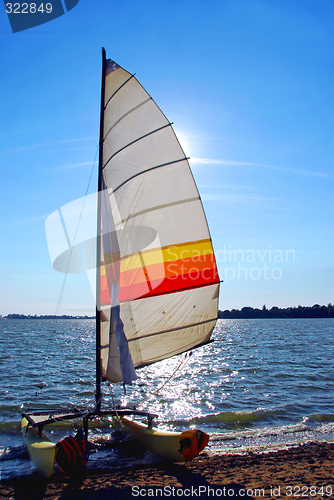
<box><xmin>21</xmin><ymin>417</ymin><xmax>56</xmax><ymax>478</ymax></box>
<box><xmin>118</xmin><ymin>417</ymin><xmax>209</xmax><ymax>462</ymax></box>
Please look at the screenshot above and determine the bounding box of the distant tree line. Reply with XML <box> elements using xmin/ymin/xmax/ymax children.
<box><xmin>218</xmin><ymin>304</ymin><xmax>334</xmax><ymax>319</ymax></box>
<box><xmin>2</xmin><ymin>304</ymin><xmax>334</xmax><ymax>320</ymax></box>
<box><xmin>2</xmin><ymin>314</ymin><xmax>95</xmax><ymax>320</ymax></box>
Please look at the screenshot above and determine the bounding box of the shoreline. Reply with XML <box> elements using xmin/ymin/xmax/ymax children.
<box><xmin>1</xmin><ymin>441</ymin><xmax>333</xmax><ymax>499</ymax></box>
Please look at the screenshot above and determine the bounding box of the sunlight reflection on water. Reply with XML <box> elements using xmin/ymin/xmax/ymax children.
<box><xmin>1</xmin><ymin>318</ymin><xmax>334</xmax><ymax>478</ymax></box>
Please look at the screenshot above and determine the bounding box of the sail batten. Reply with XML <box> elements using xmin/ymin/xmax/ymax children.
<box><xmin>104</xmin><ymin>97</ymin><xmax>152</xmax><ymax>142</ymax></box>
<box><xmin>104</xmin><ymin>73</ymin><xmax>136</xmax><ymax>109</ymax></box>
<box><xmin>112</xmin><ymin>158</ymin><xmax>187</xmax><ymax>193</ymax></box>
<box><xmin>119</xmin><ymin>196</ymin><xmax>200</xmax><ymax>224</ymax></box>
<box><xmin>128</xmin><ymin>317</ymin><xmax>219</xmax><ymax>343</ymax></box>
<box><xmin>103</xmin><ymin>122</ymin><xmax>173</xmax><ymax>170</ymax></box>
<box><xmin>97</xmin><ymin>53</ymin><xmax>219</xmax><ymax>384</ymax></box>
<box><xmin>134</xmin><ymin>338</ymin><xmax>214</xmax><ymax>370</ymax></box>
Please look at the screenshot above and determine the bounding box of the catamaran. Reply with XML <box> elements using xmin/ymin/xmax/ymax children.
<box><xmin>21</xmin><ymin>48</ymin><xmax>220</xmax><ymax>478</ymax></box>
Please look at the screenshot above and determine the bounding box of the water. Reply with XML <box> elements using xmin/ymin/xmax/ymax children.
<box><xmin>1</xmin><ymin>318</ymin><xmax>333</xmax><ymax>479</ymax></box>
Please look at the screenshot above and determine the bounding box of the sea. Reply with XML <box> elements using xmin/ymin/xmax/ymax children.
<box><xmin>0</xmin><ymin>318</ymin><xmax>333</xmax><ymax>480</ymax></box>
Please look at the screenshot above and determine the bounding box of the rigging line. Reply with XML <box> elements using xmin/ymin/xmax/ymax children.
<box><xmin>110</xmin><ymin>391</ymin><xmax>125</xmax><ymax>429</ymax></box>
<box><xmin>134</xmin><ymin>352</ymin><xmax>192</xmax><ymax>406</ymax></box>
<box><xmin>152</xmin><ymin>352</ymin><xmax>192</xmax><ymax>396</ymax></box>
<box><xmin>55</xmin><ymin>147</ymin><xmax>98</xmax><ymax>316</ymax></box>
<box><xmin>102</xmin><ymin>122</ymin><xmax>173</xmax><ymax>171</ymax></box>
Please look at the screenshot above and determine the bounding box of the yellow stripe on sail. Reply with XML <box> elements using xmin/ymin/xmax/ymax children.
<box><xmin>163</xmin><ymin>240</ymin><xmax>214</xmax><ymax>262</ymax></box>
<box><xmin>119</xmin><ymin>239</ymin><xmax>214</xmax><ymax>273</ymax></box>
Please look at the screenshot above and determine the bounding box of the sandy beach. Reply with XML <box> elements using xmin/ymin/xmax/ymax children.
<box><xmin>1</xmin><ymin>441</ymin><xmax>333</xmax><ymax>500</ymax></box>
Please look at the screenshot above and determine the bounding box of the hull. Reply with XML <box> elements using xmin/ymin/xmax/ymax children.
<box><xmin>117</xmin><ymin>417</ymin><xmax>209</xmax><ymax>462</ymax></box>
<box><xmin>21</xmin><ymin>417</ymin><xmax>56</xmax><ymax>478</ymax></box>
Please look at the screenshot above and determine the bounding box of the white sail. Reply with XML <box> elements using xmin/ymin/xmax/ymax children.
<box><xmin>98</xmin><ymin>56</ymin><xmax>220</xmax><ymax>383</ymax></box>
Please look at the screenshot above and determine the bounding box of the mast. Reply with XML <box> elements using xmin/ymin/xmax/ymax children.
<box><xmin>96</xmin><ymin>47</ymin><xmax>106</xmax><ymax>412</ymax></box>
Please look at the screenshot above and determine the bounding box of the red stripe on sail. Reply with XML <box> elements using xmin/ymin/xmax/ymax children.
<box><xmin>101</xmin><ymin>253</ymin><xmax>219</xmax><ymax>304</ymax></box>
<box><xmin>118</xmin><ymin>267</ymin><xmax>219</xmax><ymax>302</ymax></box>
<box><xmin>100</xmin><ymin>273</ymin><xmax>111</xmax><ymax>305</ymax></box>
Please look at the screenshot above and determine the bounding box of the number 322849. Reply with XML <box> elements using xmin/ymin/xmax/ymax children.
<box><xmin>5</xmin><ymin>3</ymin><xmax>53</xmax><ymax>13</ymax></box>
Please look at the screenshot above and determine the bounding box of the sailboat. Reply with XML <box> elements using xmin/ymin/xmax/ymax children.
<box><xmin>21</xmin><ymin>48</ymin><xmax>220</xmax><ymax>478</ymax></box>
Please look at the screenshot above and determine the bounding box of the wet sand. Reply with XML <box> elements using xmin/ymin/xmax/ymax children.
<box><xmin>0</xmin><ymin>441</ymin><xmax>333</xmax><ymax>499</ymax></box>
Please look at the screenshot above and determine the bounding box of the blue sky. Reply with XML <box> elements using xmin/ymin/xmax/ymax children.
<box><xmin>1</xmin><ymin>0</ymin><xmax>333</xmax><ymax>315</ymax></box>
